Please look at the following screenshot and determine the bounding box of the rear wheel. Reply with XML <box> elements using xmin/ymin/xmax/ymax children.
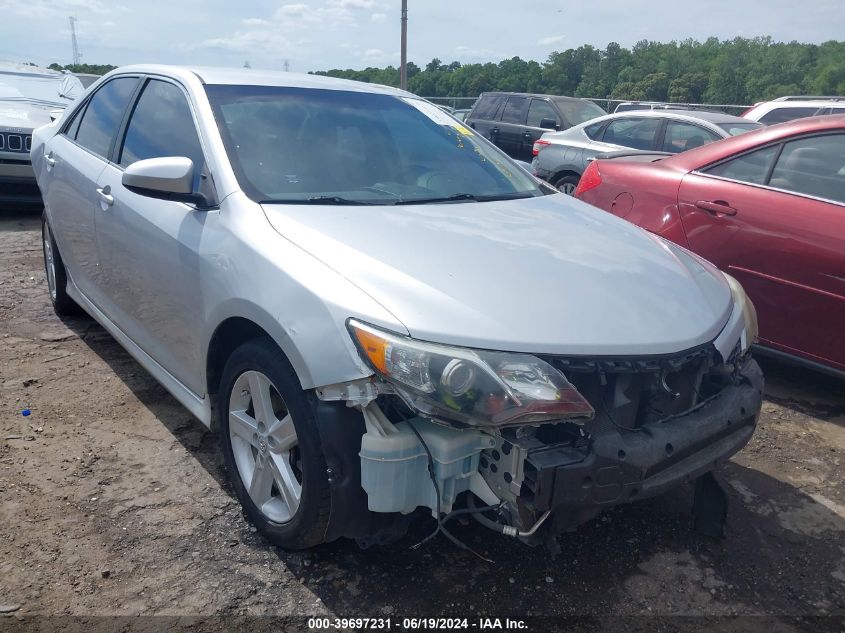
<box><xmin>41</xmin><ymin>215</ymin><xmax>79</xmax><ymax>316</ymax></box>
<box><xmin>218</xmin><ymin>339</ymin><xmax>331</xmax><ymax>549</ymax></box>
<box><xmin>554</xmin><ymin>174</ymin><xmax>580</xmax><ymax>196</ymax></box>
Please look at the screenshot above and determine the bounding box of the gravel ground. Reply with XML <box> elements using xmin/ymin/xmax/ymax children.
<box><xmin>1</xmin><ymin>207</ymin><xmax>844</xmax><ymax>629</ymax></box>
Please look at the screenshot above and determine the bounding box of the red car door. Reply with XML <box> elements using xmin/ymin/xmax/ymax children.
<box><xmin>676</xmin><ymin>134</ymin><xmax>845</xmax><ymax>372</ymax></box>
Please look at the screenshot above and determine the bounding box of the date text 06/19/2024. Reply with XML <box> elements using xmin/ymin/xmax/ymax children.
<box><xmin>307</xmin><ymin>617</ymin><xmax>529</xmax><ymax>630</ymax></box>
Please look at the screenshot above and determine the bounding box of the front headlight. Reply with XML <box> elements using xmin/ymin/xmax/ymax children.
<box><xmin>723</xmin><ymin>273</ymin><xmax>758</xmax><ymax>352</ymax></box>
<box><xmin>348</xmin><ymin>320</ymin><xmax>594</xmax><ymax>427</ymax></box>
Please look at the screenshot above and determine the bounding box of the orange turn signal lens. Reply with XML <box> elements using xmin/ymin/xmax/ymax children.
<box><xmin>350</xmin><ymin>324</ymin><xmax>389</xmax><ymax>374</ymax></box>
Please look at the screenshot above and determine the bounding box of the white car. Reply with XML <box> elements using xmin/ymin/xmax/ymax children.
<box><xmin>0</xmin><ymin>62</ymin><xmax>83</xmax><ymax>206</ymax></box>
<box><xmin>742</xmin><ymin>97</ymin><xmax>845</xmax><ymax>125</ymax></box>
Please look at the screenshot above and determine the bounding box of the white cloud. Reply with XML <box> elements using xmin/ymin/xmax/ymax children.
<box><xmin>537</xmin><ymin>35</ymin><xmax>566</xmax><ymax>46</ymax></box>
<box><xmin>272</xmin><ymin>3</ymin><xmax>353</xmax><ymax>25</ymax></box>
<box><xmin>363</xmin><ymin>48</ymin><xmax>383</xmax><ymax>57</ymax></box>
<box><xmin>332</xmin><ymin>0</ymin><xmax>375</xmax><ymax>8</ymax></box>
<box><xmin>370</xmin><ymin>12</ymin><xmax>387</xmax><ymax>23</ymax></box>
<box><xmin>276</xmin><ymin>3</ymin><xmax>310</xmax><ymax>18</ymax></box>
<box><xmin>191</xmin><ymin>29</ymin><xmax>293</xmax><ymax>54</ymax></box>
<box><xmin>242</xmin><ymin>17</ymin><xmax>271</xmax><ymax>26</ymax></box>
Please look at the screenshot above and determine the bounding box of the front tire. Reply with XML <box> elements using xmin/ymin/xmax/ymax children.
<box><xmin>42</xmin><ymin>214</ymin><xmax>79</xmax><ymax>316</ymax></box>
<box><xmin>218</xmin><ymin>338</ymin><xmax>331</xmax><ymax>549</ymax></box>
<box><xmin>554</xmin><ymin>174</ymin><xmax>580</xmax><ymax>196</ymax></box>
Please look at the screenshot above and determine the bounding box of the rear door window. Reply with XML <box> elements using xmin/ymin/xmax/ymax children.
<box><xmin>758</xmin><ymin>107</ymin><xmax>818</xmax><ymax>125</ymax></box>
<box><xmin>768</xmin><ymin>134</ymin><xmax>845</xmax><ymax>203</ymax></box>
<box><xmin>526</xmin><ymin>99</ymin><xmax>558</xmax><ymax>128</ymax></box>
<box><xmin>661</xmin><ymin>121</ymin><xmax>721</xmax><ymax>153</ymax></box>
<box><xmin>584</xmin><ymin>121</ymin><xmax>607</xmax><ymax>140</ymax></box>
<box><xmin>601</xmin><ymin>117</ymin><xmax>660</xmax><ymax>150</ymax></box>
<box><xmin>471</xmin><ymin>95</ymin><xmax>504</xmax><ymax>121</ymax></box>
<box><xmin>703</xmin><ymin>145</ymin><xmax>780</xmax><ymax>185</ymax></box>
<box><xmin>500</xmin><ymin>96</ymin><xmax>527</xmax><ymax>124</ymax></box>
<box><xmin>73</xmin><ymin>77</ymin><xmax>138</xmax><ymax>159</ymax></box>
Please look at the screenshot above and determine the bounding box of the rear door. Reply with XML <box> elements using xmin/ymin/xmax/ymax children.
<box><xmin>521</xmin><ymin>98</ymin><xmax>559</xmax><ymax>161</ymax></box>
<box><xmin>496</xmin><ymin>95</ymin><xmax>528</xmax><ymax>159</ymax></box>
<box><xmin>41</xmin><ymin>76</ymin><xmax>139</xmax><ymax>307</ymax></box>
<box><xmin>659</xmin><ymin>120</ymin><xmax>722</xmax><ymax>153</ymax></box>
<box><xmin>94</xmin><ymin>77</ymin><xmax>211</xmax><ymax>393</ymax></box>
<box><xmin>590</xmin><ymin>116</ymin><xmax>662</xmax><ymax>154</ymax></box>
<box><xmin>677</xmin><ymin>133</ymin><xmax>845</xmax><ymax>370</ymax></box>
<box><xmin>466</xmin><ymin>94</ymin><xmax>504</xmax><ymax>143</ymax></box>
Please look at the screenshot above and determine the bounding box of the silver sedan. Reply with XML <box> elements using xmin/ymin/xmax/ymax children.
<box><xmin>532</xmin><ymin>109</ymin><xmax>761</xmax><ymax>194</ymax></box>
<box><xmin>31</xmin><ymin>65</ymin><xmax>762</xmax><ymax>550</ymax></box>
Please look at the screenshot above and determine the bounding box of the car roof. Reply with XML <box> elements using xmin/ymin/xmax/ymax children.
<box><xmin>108</xmin><ymin>64</ymin><xmax>413</xmax><ymax>97</ymax></box>
<box><xmin>750</xmin><ymin>100</ymin><xmax>845</xmax><ymax>111</ymax></box>
<box><xmin>479</xmin><ymin>91</ymin><xmax>589</xmax><ymax>102</ymax></box>
<box><xmin>0</xmin><ymin>61</ymin><xmax>66</xmax><ymax>78</ymax></box>
<box><xmin>566</xmin><ymin>108</ymin><xmax>753</xmax><ymax>133</ymax></box>
<box><xmin>660</xmin><ymin>114</ymin><xmax>845</xmax><ymax>170</ymax></box>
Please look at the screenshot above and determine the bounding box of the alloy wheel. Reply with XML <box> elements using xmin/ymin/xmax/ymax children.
<box><xmin>228</xmin><ymin>370</ymin><xmax>302</xmax><ymax>524</ymax></box>
<box><xmin>43</xmin><ymin>232</ymin><xmax>57</xmax><ymax>301</ymax></box>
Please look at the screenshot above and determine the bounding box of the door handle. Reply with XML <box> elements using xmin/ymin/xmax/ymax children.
<box><xmin>695</xmin><ymin>200</ymin><xmax>736</xmax><ymax>216</ymax></box>
<box><xmin>96</xmin><ymin>186</ymin><xmax>114</xmax><ymax>207</ymax></box>
<box><xmin>45</xmin><ymin>152</ymin><xmax>56</xmax><ymax>169</ymax></box>
<box><xmin>522</xmin><ymin>131</ymin><xmax>533</xmax><ymax>139</ymax></box>
<box><xmin>490</xmin><ymin>127</ymin><xmax>500</xmax><ymax>135</ymax></box>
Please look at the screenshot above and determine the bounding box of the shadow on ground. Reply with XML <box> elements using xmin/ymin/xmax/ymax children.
<box><xmin>56</xmin><ymin>310</ymin><xmax>845</xmax><ymax>617</ymax></box>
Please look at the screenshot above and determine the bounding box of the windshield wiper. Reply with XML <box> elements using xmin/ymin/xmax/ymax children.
<box><xmin>394</xmin><ymin>193</ymin><xmax>478</xmax><ymax>205</ymax></box>
<box><xmin>307</xmin><ymin>196</ymin><xmax>372</xmax><ymax>205</ymax></box>
<box><xmin>260</xmin><ymin>196</ymin><xmax>373</xmax><ymax>205</ymax></box>
<box><xmin>394</xmin><ymin>192</ymin><xmax>536</xmax><ymax>205</ymax></box>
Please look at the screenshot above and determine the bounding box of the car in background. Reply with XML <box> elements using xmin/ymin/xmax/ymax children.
<box><xmin>452</xmin><ymin>108</ymin><xmax>471</xmax><ymax>122</ymax></box>
<box><xmin>73</xmin><ymin>73</ymin><xmax>101</xmax><ymax>89</ymax></box>
<box><xmin>742</xmin><ymin>96</ymin><xmax>845</xmax><ymax>125</ymax></box>
<box><xmin>0</xmin><ymin>62</ymin><xmax>83</xmax><ymax>206</ymax></box>
<box><xmin>466</xmin><ymin>91</ymin><xmax>606</xmax><ymax>161</ymax></box>
<box><xmin>31</xmin><ymin>64</ymin><xmax>761</xmax><ymax>550</ymax></box>
<box><xmin>614</xmin><ymin>101</ymin><xmax>674</xmax><ymax>113</ymax></box>
<box><xmin>533</xmin><ymin>109</ymin><xmax>761</xmax><ymax>194</ymax></box>
<box><xmin>813</xmin><ymin>103</ymin><xmax>845</xmax><ymax>117</ymax></box>
<box><xmin>574</xmin><ymin>115</ymin><xmax>845</xmax><ymax>376</ymax></box>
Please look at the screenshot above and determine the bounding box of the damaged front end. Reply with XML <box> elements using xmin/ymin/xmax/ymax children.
<box><xmin>313</xmin><ymin>321</ymin><xmax>763</xmax><ymax>549</ymax></box>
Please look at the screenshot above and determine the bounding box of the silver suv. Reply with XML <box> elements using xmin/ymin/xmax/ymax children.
<box><xmin>32</xmin><ymin>65</ymin><xmax>763</xmax><ymax>550</ymax></box>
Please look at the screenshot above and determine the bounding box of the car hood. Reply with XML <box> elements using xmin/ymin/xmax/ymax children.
<box><xmin>261</xmin><ymin>194</ymin><xmax>733</xmax><ymax>356</ymax></box>
<box><xmin>0</xmin><ymin>100</ymin><xmax>56</xmax><ymax>130</ymax></box>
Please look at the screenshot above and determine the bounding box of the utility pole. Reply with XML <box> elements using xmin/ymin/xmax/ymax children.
<box><xmin>283</xmin><ymin>59</ymin><xmax>290</xmax><ymax>72</ymax></box>
<box><xmin>69</xmin><ymin>16</ymin><xmax>81</xmax><ymax>66</ymax></box>
<box><xmin>400</xmin><ymin>0</ymin><xmax>407</xmax><ymax>90</ymax></box>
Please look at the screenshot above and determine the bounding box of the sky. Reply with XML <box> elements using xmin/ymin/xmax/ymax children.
<box><xmin>0</xmin><ymin>0</ymin><xmax>843</xmax><ymax>74</ymax></box>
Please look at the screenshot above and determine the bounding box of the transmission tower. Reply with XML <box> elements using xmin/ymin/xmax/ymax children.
<box><xmin>69</xmin><ymin>16</ymin><xmax>81</xmax><ymax>65</ymax></box>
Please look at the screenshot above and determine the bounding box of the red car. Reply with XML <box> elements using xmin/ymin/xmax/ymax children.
<box><xmin>575</xmin><ymin>115</ymin><xmax>845</xmax><ymax>376</ymax></box>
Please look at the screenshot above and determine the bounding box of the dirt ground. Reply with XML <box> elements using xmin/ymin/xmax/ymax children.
<box><xmin>1</xmin><ymin>207</ymin><xmax>844</xmax><ymax>629</ymax></box>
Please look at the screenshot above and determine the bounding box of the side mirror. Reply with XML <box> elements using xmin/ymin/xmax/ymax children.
<box><xmin>539</xmin><ymin>117</ymin><xmax>559</xmax><ymax>131</ymax></box>
<box><xmin>49</xmin><ymin>110</ymin><xmax>64</xmax><ymax>123</ymax></box>
<box><xmin>122</xmin><ymin>156</ymin><xmax>215</xmax><ymax>208</ymax></box>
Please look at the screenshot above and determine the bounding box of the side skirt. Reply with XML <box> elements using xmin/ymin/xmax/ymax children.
<box><xmin>65</xmin><ymin>273</ymin><xmax>212</xmax><ymax>427</ymax></box>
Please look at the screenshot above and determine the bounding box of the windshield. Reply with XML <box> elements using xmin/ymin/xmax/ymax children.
<box><xmin>205</xmin><ymin>85</ymin><xmax>545</xmax><ymax>205</ymax></box>
<box><xmin>553</xmin><ymin>98</ymin><xmax>606</xmax><ymax>126</ymax></box>
<box><xmin>718</xmin><ymin>122</ymin><xmax>763</xmax><ymax>136</ymax></box>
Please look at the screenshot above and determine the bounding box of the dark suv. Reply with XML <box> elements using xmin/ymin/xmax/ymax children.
<box><xmin>466</xmin><ymin>92</ymin><xmax>606</xmax><ymax>161</ymax></box>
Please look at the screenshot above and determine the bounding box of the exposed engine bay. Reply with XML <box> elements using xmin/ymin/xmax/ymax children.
<box><xmin>315</xmin><ymin>343</ymin><xmax>764</xmax><ymax>549</ymax></box>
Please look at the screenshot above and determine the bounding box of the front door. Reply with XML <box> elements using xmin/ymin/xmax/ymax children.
<box><xmin>94</xmin><ymin>78</ymin><xmax>211</xmax><ymax>394</ymax></box>
<box><xmin>496</xmin><ymin>95</ymin><xmax>528</xmax><ymax>159</ymax></box>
